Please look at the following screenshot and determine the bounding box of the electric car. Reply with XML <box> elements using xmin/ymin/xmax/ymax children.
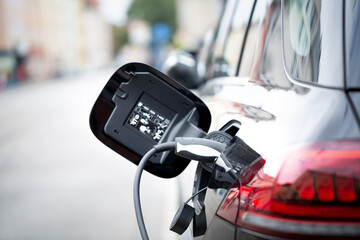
<box><xmin>90</xmin><ymin>0</ymin><xmax>360</xmax><ymax>239</ymax></box>
<box><xmin>163</xmin><ymin>0</ymin><xmax>360</xmax><ymax>239</ymax></box>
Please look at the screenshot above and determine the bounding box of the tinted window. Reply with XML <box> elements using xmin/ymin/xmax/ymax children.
<box><xmin>250</xmin><ymin>0</ymin><xmax>292</xmax><ymax>89</ymax></box>
<box><xmin>238</xmin><ymin>0</ymin><xmax>268</xmax><ymax>77</ymax></box>
<box><xmin>345</xmin><ymin>0</ymin><xmax>360</xmax><ymax>88</ymax></box>
<box><xmin>222</xmin><ymin>0</ymin><xmax>255</xmax><ymax>76</ymax></box>
<box><xmin>207</xmin><ymin>0</ymin><xmax>238</xmax><ymax>79</ymax></box>
<box><xmin>248</xmin><ymin>0</ymin><xmax>309</xmax><ymax>94</ymax></box>
<box><xmin>207</xmin><ymin>0</ymin><xmax>254</xmax><ymax>78</ymax></box>
<box><xmin>282</xmin><ymin>0</ymin><xmax>344</xmax><ymax>88</ymax></box>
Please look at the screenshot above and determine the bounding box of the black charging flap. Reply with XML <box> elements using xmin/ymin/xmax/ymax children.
<box><xmin>90</xmin><ymin>63</ymin><xmax>211</xmax><ymax>178</ymax></box>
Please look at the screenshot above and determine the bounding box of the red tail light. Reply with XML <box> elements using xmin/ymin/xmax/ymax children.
<box><xmin>217</xmin><ymin>140</ymin><xmax>360</xmax><ymax>238</ymax></box>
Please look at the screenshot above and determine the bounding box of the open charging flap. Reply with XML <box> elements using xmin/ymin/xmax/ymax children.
<box><xmin>89</xmin><ymin>63</ymin><xmax>211</xmax><ymax>178</ymax></box>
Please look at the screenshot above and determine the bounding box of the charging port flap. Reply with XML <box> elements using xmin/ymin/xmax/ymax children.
<box><xmin>90</xmin><ymin>63</ymin><xmax>211</xmax><ymax>178</ymax></box>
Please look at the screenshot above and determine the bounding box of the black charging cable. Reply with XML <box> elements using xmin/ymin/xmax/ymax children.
<box><xmin>133</xmin><ymin>138</ymin><xmax>236</xmax><ymax>240</ymax></box>
<box><xmin>185</xmin><ymin>187</ymin><xmax>207</xmax><ymax>204</ymax></box>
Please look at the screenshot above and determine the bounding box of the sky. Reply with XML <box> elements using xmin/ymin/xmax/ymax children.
<box><xmin>98</xmin><ymin>0</ymin><xmax>132</xmax><ymax>25</ymax></box>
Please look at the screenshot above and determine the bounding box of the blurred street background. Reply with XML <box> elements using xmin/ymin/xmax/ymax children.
<box><xmin>0</xmin><ymin>0</ymin><xmax>222</xmax><ymax>239</ymax></box>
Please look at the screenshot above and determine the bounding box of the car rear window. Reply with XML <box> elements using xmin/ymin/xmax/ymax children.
<box><xmin>282</xmin><ymin>0</ymin><xmax>344</xmax><ymax>88</ymax></box>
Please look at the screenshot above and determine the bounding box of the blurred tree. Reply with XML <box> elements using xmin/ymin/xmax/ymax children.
<box><xmin>112</xmin><ymin>25</ymin><xmax>128</xmax><ymax>53</ymax></box>
<box><xmin>127</xmin><ymin>0</ymin><xmax>177</xmax><ymax>34</ymax></box>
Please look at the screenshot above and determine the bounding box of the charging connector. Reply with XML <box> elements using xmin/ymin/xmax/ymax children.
<box><xmin>133</xmin><ymin>138</ymin><xmax>238</xmax><ymax>240</ymax></box>
<box><xmin>173</xmin><ymin>137</ymin><xmax>226</xmax><ymax>163</ymax></box>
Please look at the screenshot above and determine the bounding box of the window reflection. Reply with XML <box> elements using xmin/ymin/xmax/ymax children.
<box><xmin>287</xmin><ymin>0</ymin><xmax>320</xmax><ymax>83</ymax></box>
<box><xmin>345</xmin><ymin>0</ymin><xmax>360</xmax><ymax>88</ymax></box>
<box><xmin>249</xmin><ymin>0</ymin><xmax>310</xmax><ymax>94</ymax></box>
<box><xmin>282</xmin><ymin>0</ymin><xmax>344</xmax><ymax>88</ymax></box>
<box><xmin>208</xmin><ymin>0</ymin><xmax>254</xmax><ymax>78</ymax></box>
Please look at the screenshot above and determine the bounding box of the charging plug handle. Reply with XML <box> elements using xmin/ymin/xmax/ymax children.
<box><xmin>174</xmin><ymin>137</ymin><xmax>226</xmax><ymax>163</ymax></box>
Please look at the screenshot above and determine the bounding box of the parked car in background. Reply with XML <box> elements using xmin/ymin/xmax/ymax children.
<box><xmin>0</xmin><ymin>50</ymin><xmax>16</xmax><ymax>88</ymax></box>
<box><xmin>0</xmin><ymin>49</ymin><xmax>27</xmax><ymax>89</ymax></box>
<box><xmin>163</xmin><ymin>0</ymin><xmax>360</xmax><ymax>239</ymax></box>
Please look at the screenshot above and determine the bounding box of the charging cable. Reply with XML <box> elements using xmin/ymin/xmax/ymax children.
<box><xmin>133</xmin><ymin>142</ymin><xmax>176</xmax><ymax>240</ymax></box>
<box><xmin>133</xmin><ymin>137</ymin><xmax>236</xmax><ymax>240</ymax></box>
<box><xmin>185</xmin><ymin>187</ymin><xmax>207</xmax><ymax>205</ymax></box>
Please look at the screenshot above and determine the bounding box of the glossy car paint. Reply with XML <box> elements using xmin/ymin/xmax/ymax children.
<box><xmin>185</xmin><ymin>0</ymin><xmax>360</xmax><ymax>239</ymax></box>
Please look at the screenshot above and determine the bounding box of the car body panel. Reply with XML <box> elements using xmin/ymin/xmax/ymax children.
<box><xmin>184</xmin><ymin>0</ymin><xmax>360</xmax><ymax>239</ymax></box>
<box><xmin>195</xmin><ymin>78</ymin><xmax>360</xmax><ymax>239</ymax></box>
<box><xmin>349</xmin><ymin>92</ymin><xmax>360</xmax><ymax>122</ymax></box>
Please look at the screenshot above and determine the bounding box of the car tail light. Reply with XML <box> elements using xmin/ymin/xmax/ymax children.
<box><xmin>217</xmin><ymin>140</ymin><xmax>360</xmax><ymax>239</ymax></box>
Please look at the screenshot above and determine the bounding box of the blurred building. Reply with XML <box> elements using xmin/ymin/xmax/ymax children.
<box><xmin>175</xmin><ymin>0</ymin><xmax>222</xmax><ymax>49</ymax></box>
<box><xmin>0</xmin><ymin>0</ymin><xmax>113</xmax><ymax>82</ymax></box>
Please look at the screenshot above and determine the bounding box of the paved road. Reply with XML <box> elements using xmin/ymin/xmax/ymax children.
<box><xmin>0</xmin><ymin>68</ymin><xmax>192</xmax><ymax>239</ymax></box>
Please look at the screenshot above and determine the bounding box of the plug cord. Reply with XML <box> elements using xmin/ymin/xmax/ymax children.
<box><xmin>185</xmin><ymin>187</ymin><xmax>207</xmax><ymax>204</ymax></box>
<box><xmin>133</xmin><ymin>142</ymin><xmax>176</xmax><ymax>240</ymax></box>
